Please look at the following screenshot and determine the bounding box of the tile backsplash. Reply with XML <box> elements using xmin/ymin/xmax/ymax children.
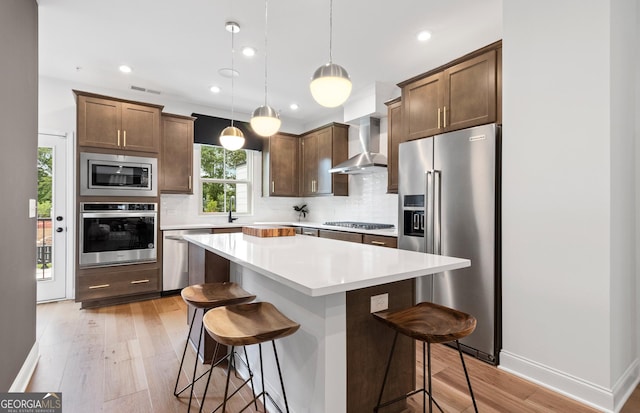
<box><xmin>301</xmin><ymin>172</ymin><xmax>398</xmax><ymax>225</ymax></box>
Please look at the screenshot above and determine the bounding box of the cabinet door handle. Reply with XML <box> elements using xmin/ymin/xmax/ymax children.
<box><xmin>130</xmin><ymin>279</ymin><xmax>150</xmax><ymax>285</ymax></box>
<box><xmin>303</xmin><ymin>231</ymin><xmax>315</xmax><ymax>236</ymax></box>
<box><xmin>117</xmin><ymin>130</ymin><xmax>121</xmax><ymax>146</ymax></box>
<box><xmin>437</xmin><ymin>108</ymin><xmax>441</xmax><ymax>129</ymax></box>
<box><xmin>371</xmin><ymin>241</ymin><xmax>386</xmax><ymax>246</ymax></box>
<box><xmin>188</xmin><ymin>175</ymin><xmax>192</xmax><ymax>190</ymax></box>
<box><xmin>123</xmin><ymin>130</ymin><xmax>127</xmax><ymax>147</ymax></box>
<box><xmin>89</xmin><ymin>284</ymin><xmax>110</xmax><ymax>289</ymax></box>
<box><xmin>443</xmin><ymin>106</ymin><xmax>447</xmax><ymax>128</ymax></box>
<box><xmin>272</xmin><ymin>181</ymin><xmax>275</xmax><ymax>193</ymax></box>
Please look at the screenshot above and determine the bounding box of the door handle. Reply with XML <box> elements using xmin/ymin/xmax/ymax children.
<box><xmin>437</xmin><ymin>108</ymin><xmax>441</xmax><ymax>129</ymax></box>
<box><xmin>123</xmin><ymin>130</ymin><xmax>127</xmax><ymax>147</ymax></box>
<box><xmin>56</xmin><ymin>216</ymin><xmax>63</xmax><ymax>221</ymax></box>
<box><xmin>443</xmin><ymin>106</ymin><xmax>447</xmax><ymax>128</ymax></box>
<box><xmin>117</xmin><ymin>130</ymin><xmax>121</xmax><ymax>146</ymax></box>
<box><xmin>426</xmin><ymin>170</ymin><xmax>434</xmax><ymax>254</ymax></box>
<box><xmin>56</xmin><ymin>227</ymin><xmax>64</xmax><ymax>233</ymax></box>
<box><xmin>434</xmin><ymin>170</ymin><xmax>442</xmax><ymax>255</ymax></box>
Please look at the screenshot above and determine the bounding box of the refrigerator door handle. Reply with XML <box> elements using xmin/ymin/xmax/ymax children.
<box><xmin>434</xmin><ymin>170</ymin><xmax>442</xmax><ymax>255</ymax></box>
<box><xmin>426</xmin><ymin>170</ymin><xmax>434</xmax><ymax>254</ymax></box>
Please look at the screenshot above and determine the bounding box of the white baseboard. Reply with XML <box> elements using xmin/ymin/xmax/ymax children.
<box><xmin>500</xmin><ymin>350</ymin><xmax>639</xmax><ymax>413</ymax></box>
<box><xmin>9</xmin><ymin>341</ymin><xmax>40</xmax><ymax>392</ymax></box>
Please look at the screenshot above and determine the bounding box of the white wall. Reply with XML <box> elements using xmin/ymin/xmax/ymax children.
<box><xmin>502</xmin><ymin>1</ymin><xmax>638</xmax><ymax>411</ymax></box>
<box><xmin>610</xmin><ymin>0</ymin><xmax>638</xmax><ymax>406</ymax></box>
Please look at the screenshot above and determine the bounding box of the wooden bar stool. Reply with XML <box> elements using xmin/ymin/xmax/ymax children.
<box><xmin>174</xmin><ymin>282</ymin><xmax>256</xmax><ymax>411</ymax></box>
<box><xmin>200</xmin><ymin>301</ymin><xmax>300</xmax><ymax>413</ymax></box>
<box><xmin>373</xmin><ymin>302</ymin><xmax>479</xmax><ymax>413</ymax></box>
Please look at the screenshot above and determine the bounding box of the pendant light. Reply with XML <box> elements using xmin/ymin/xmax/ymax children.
<box><xmin>219</xmin><ymin>21</ymin><xmax>245</xmax><ymax>151</ymax></box>
<box><xmin>310</xmin><ymin>0</ymin><xmax>352</xmax><ymax>108</ymax></box>
<box><xmin>250</xmin><ymin>0</ymin><xmax>281</xmax><ymax>137</ymax></box>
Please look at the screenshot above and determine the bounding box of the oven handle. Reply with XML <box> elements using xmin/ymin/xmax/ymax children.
<box><xmin>82</xmin><ymin>212</ymin><xmax>157</xmax><ymax>219</ymax></box>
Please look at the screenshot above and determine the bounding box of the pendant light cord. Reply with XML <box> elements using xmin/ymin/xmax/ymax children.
<box><xmin>329</xmin><ymin>0</ymin><xmax>333</xmax><ymax>63</ymax></box>
<box><xmin>264</xmin><ymin>0</ymin><xmax>269</xmax><ymax>105</ymax></box>
<box><xmin>231</xmin><ymin>24</ymin><xmax>236</xmax><ymax>127</ymax></box>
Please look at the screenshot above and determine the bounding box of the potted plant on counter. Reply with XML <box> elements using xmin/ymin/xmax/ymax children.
<box><xmin>293</xmin><ymin>204</ymin><xmax>309</xmax><ymax>222</ymax></box>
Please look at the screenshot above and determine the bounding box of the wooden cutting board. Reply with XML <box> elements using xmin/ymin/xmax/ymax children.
<box><xmin>242</xmin><ymin>225</ymin><xmax>296</xmax><ymax>237</ymax></box>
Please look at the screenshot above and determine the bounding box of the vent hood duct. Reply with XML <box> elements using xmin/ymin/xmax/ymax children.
<box><xmin>329</xmin><ymin>117</ymin><xmax>387</xmax><ymax>174</ymax></box>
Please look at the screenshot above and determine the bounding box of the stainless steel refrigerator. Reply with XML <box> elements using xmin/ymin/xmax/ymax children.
<box><xmin>398</xmin><ymin>123</ymin><xmax>501</xmax><ymax>364</ymax></box>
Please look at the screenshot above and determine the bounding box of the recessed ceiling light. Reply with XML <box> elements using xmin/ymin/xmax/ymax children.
<box><xmin>210</xmin><ymin>86</ymin><xmax>221</xmax><ymax>93</ymax></box>
<box><xmin>242</xmin><ymin>47</ymin><xmax>256</xmax><ymax>57</ymax></box>
<box><xmin>119</xmin><ymin>65</ymin><xmax>132</xmax><ymax>73</ymax></box>
<box><xmin>290</xmin><ymin>103</ymin><xmax>299</xmax><ymax>110</ymax></box>
<box><xmin>218</xmin><ymin>68</ymin><xmax>239</xmax><ymax>78</ymax></box>
<box><xmin>417</xmin><ymin>31</ymin><xmax>432</xmax><ymax>42</ymax></box>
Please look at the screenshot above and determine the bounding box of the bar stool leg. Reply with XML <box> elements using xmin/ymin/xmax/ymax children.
<box><xmin>174</xmin><ymin>308</ymin><xmax>198</xmax><ymax>397</ymax></box>
<box><xmin>198</xmin><ymin>342</ymin><xmax>218</xmax><ymax>413</ymax></box>
<box><xmin>272</xmin><ymin>340</ymin><xmax>291</xmax><ymax>413</ymax></box>
<box><xmin>188</xmin><ymin>311</ymin><xmax>205</xmax><ymax>411</ymax></box>
<box><xmin>373</xmin><ymin>331</ymin><xmax>399</xmax><ymax>412</ymax></box>
<box><xmin>427</xmin><ymin>342</ymin><xmax>432</xmax><ymax>413</ymax></box>
<box><xmin>456</xmin><ymin>340</ymin><xmax>478</xmax><ymax>413</ymax></box>
<box><xmin>221</xmin><ymin>345</ymin><xmax>235</xmax><ymax>413</ymax></box>
<box><xmin>243</xmin><ymin>346</ymin><xmax>259</xmax><ymax>411</ymax></box>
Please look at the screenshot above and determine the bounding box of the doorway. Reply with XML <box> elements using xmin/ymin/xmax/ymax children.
<box><xmin>36</xmin><ymin>133</ymin><xmax>68</xmax><ymax>302</ymax></box>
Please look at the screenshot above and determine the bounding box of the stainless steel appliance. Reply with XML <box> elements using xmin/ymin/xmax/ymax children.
<box><xmin>80</xmin><ymin>152</ymin><xmax>157</xmax><ymax>197</ymax></box>
<box><xmin>162</xmin><ymin>229</ymin><xmax>210</xmax><ymax>293</ymax></box>
<box><xmin>80</xmin><ymin>202</ymin><xmax>157</xmax><ymax>267</ymax></box>
<box><xmin>323</xmin><ymin>221</ymin><xmax>395</xmax><ymax>230</ymax></box>
<box><xmin>398</xmin><ymin>123</ymin><xmax>501</xmax><ymax>364</ymax></box>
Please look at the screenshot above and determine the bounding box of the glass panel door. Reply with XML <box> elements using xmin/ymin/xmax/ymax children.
<box><xmin>37</xmin><ymin>134</ymin><xmax>67</xmax><ymax>302</ymax></box>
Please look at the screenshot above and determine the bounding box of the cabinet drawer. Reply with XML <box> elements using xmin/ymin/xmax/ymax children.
<box><xmin>296</xmin><ymin>227</ymin><xmax>319</xmax><ymax>237</ymax></box>
<box><xmin>211</xmin><ymin>227</ymin><xmax>242</xmax><ymax>234</ymax></box>
<box><xmin>319</xmin><ymin>230</ymin><xmax>363</xmax><ymax>243</ymax></box>
<box><xmin>363</xmin><ymin>234</ymin><xmax>398</xmax><ymax>249</ymax></box>
<box><xmin>77</xmin><ymin>268</ymin><xmax>159</xmax><ymax>301</ymax></box>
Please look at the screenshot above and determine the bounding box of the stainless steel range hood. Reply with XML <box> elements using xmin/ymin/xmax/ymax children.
<box><xmin>329</xmin><ymin>117</ymin><xmax>387</xmax><ymax>174</ymax></box>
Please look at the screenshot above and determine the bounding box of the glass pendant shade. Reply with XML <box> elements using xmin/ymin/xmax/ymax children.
<box><xmin>310</xmin><ymin>62</ymin><xmax>352</xmax><ymax>108</ymax></box>
<box><xmin>219</xmin><ymin>126</ymin><xmax>245</xmax><ymax>151</ymax></box>
<box><xmin>250</xmin><ymin>105</ymin><xmax>281</xmax><ymax>137</ymax></box>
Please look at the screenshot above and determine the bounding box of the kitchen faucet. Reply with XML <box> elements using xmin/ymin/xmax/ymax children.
<box><xmin>228</xmin><ymin>195</ymin><xmax>238</xmax><ymax>223</ymax></box>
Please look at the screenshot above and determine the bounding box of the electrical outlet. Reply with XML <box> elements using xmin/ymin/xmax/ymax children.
<box><xmin>370</xmin><ymin>293</ymin><xmax>389</xmax><ymax>313</ymax></box>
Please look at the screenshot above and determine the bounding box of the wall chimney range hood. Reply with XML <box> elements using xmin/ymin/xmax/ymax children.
<box><xmin>329</xmin><ymin>117</ymin><xmax>387</xmax><ymax>174</ymax></box>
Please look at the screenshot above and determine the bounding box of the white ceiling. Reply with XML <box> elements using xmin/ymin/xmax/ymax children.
<box><xmin>38</xmin><ymin>0</ymin><xmax>503</xmax><ymax>128</ymax></box>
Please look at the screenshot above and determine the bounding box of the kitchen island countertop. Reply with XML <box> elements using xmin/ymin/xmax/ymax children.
<box><xmin>183</xmin><ymin>232</ymin><xmax>469</xmax><ymax>297</ymax></box>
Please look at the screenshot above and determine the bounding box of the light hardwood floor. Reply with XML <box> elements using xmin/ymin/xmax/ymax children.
<box><xmin>27</xmin><ymin>296</ymin><xmax>639</xmax><ymax>413</ymax></box>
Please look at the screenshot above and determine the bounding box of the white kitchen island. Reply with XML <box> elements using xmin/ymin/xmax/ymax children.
<box><xmin>184</xmin><ymin>232</ymin><xmax>470</xmax><ymax>413</ymax></box>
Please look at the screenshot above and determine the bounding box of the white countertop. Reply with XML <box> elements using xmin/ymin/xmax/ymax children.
<box><xmin>184</xmin><ymin>233</ymin><xmax>469</xmax><ymax>297</ymax></box>
<box><xmin>162</xmin><ymin>221</ymin><xmax>398</xmax><ymax>237</ymax></box>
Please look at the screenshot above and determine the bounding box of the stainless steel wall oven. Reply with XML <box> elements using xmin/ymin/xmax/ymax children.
<box><xmin>80</xmin><ymin>202</ymin><xmax>157</xmax><ymax>267</ymax></box>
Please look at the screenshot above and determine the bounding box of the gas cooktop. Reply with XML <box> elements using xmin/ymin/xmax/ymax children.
<box><xmin>323</xmin><ymin>221</ymin><xmax>395</xmax><ymax>230</ymax></box>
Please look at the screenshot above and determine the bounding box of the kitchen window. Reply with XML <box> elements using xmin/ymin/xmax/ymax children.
<box><xmin>199</xmin><ymin>144</ymin><xmax>252</xmax><ymax>215</ymax></box>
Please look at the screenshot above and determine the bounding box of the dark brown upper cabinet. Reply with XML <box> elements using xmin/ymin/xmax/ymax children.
<box><xmin>75</xmin><ymin>90</ymin><xmax>162</xmax><ymax>154</ymax></box>
<box><xmin>399</xmin><ymin>42</ymin><xmax>500</xmax><ymax>142</ymax></box>
<box><xmin>160</xmin><ymin>113</ymin><xmax>194</xmax><ymax>194</ymax></box>
<box><xmin>300</xmin><ymin>123</ymin><xmax>349</xmax><ymax>197</ymax></box>
<box><xmin>263</xmin><ymin>133</ymin><xmax>300</xmax><ymax>197</ymax></box>
<box><xmin>385</xmin><ymin>97</ymin><xmax>402</xmax><ymax>194</ymax></box>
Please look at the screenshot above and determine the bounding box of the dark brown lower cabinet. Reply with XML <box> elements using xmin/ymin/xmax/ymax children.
<box><xmin>77</xmin><ymin>265</ymin><xmax>160</xmax><ymax>307</ymax></box>
<box><xmin>346</xmin><ymin>279</ymin><xmax>415</xmax><ymax>412</ymax></box>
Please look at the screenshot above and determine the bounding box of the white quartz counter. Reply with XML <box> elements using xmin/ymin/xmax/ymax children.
<box><xmin>162</xmin><ymin>221</ymin><xmax>398</xmax><ymax>237</ymax></box>
<box><xmin>184</xmin><ymin>232</ymin><xmax>469</xmax><ymax>297</ymax></box>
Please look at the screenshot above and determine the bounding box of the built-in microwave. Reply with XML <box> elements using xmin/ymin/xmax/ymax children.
<box><xmin>80</xmin><ymin>152</ymin><xmax>157</xmax><ymax>197</ymax></box>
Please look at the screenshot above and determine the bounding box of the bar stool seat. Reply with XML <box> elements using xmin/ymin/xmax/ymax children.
<box><xmin>181</xmin><ymin>282</ymin><xmax>256</xmax><ymax>309</ymax></box>
<box><xmin>373</xmin><ymin>302</ymin><xmax>478</xmax><ymax>413</ymax></box>
<box><xmin>174</xmin><ymin>282</ymin><xmax>255</xmax><ymax>411</ymax></box>
<box><xmin>201</xmin><ymin>302</ymin><xmax>300</xmax><ymax>413</ymax></box>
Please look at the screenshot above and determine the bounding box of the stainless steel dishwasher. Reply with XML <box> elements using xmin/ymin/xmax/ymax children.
<box><xmin>162</xmin><ymin>229</ymin><xmax>210</xmax><ymax>294</ymax></box>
